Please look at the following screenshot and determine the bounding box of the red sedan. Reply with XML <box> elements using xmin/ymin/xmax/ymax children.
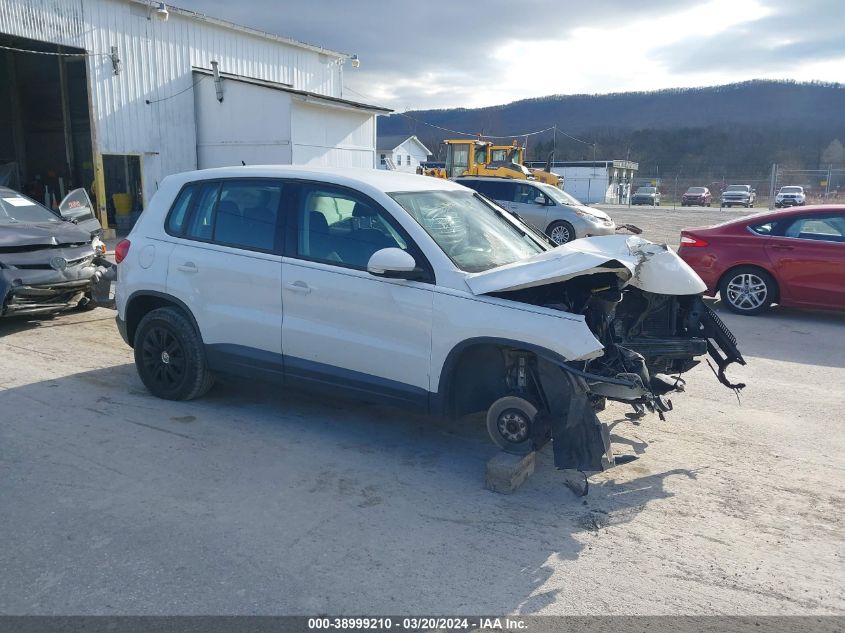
<box><xmin>678</xmin><ymin>205</ymin><xmax>845</xmax><ymax>315</ymax></box>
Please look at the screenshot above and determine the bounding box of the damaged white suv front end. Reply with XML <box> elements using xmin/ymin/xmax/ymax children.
<box><xmin>456</xmin><ymin>234</ymin><xmax>745</xmax><ymax>471</ymax></box>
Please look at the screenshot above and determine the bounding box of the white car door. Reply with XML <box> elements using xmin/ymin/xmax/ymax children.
<box><xmin>281</xmin><ymin>182</ymin><xmax>434</xmax><ymax>408</ymax></box>
<box><xmin>165</xmin><ymin>179</ymin><xmax>284</xmax><ymax>375</ymax></box>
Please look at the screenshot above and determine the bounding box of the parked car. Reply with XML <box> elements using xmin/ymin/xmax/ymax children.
<box><xmin>720</xmin><ymin>184</ymin><xmax>756</xmax><ymax>208</ymax></box>
<box><xmin>681</xmin><ymin>187</ymin><xmax>712</xmax><ymax>207</ymax></box>
<box><xmin>775</xmin><ymin>186</ymin><xmax>806</xmax><ymax>208</ymax></box>
<box><xmin>678</xmin><ymin>205</ymin><xmax>845</xmax><ymax>315</ymax></box>
<box><xmin>0</xmin><ymin>187</ymin><xmax>112</xmax><ymax>317</ymax></box>
<box><xmin>454</xmin><ymin>176</ymin><xmax>615</xmax><ymax>245</ymax></box>
<box><xmin>631</xmin><ymin>186</ymin><xmax>661</xmax><ymax>206</ymax></box>
<box><xmin>115</xmin><ymin>166</ymin><xmax>744</xmax><ymax>471</ymax></box>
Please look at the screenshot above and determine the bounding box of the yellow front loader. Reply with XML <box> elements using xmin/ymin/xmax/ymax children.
<box><xmin>423</xmin><ymin>139</ymin><xmax>562</xmax><ymax>187</ymax></box>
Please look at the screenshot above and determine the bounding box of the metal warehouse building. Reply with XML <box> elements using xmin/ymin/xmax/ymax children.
<box><xmin>0</xmin><ymin>0</ymin><xmax>387</xmax><ymax>234</ymax></box>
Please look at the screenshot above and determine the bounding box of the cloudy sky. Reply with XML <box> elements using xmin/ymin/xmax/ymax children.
<box><xmin>179</xmin><ymin>0</ymin><xmax>845</xmax><ymax>111</ymax></box>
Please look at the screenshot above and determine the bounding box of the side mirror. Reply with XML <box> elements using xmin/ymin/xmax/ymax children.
<box><xmin>534</xmin><ymin>196</ymin><xmax>547</xmax><ymax>205</ymax></box>
<box><xmin>367</xmin><ymin>248</ymin><xmax>420</xmax><ymax>280</ymax></box>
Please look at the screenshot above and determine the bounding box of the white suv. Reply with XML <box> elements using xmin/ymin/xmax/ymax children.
<box><xmin>115</xmin><ymin>166</ymin><xmax>744</xmax><ymax>471</ymax></box>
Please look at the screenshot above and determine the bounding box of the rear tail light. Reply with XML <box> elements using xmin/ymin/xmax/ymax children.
<box><xmin>115</xmin><ymin>239</ymin><xmax>131</xmax><ymax>263</ymax></box>
<box><xmin>680</xmin><ymin>234</ymin><xmax>709</xmax><ymax>247</ymax></box>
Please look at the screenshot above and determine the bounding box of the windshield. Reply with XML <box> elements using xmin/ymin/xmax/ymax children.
<box><xmin>638</xmin><ymin>187</ymin><xmax>656</xmax><ymax>193</ymax></box>
<box><xmin>781</xmin><ymin>187</ymin><xmax>802</xmax><ymax>193</ymax></box>
<box><xmin>726</xmin><ymin>185</ymin><xmax>749</xmax><ymax>192</ymax></box>
<box><xmin>390</xmin><ymin>190</ymin><xmax>545</xmax><ymax>273</ymax></box>
<box><xmin>686</xmin><ymin>187</ymin><xmax>706</xmax><ymax>193</ymax></box>
<box><xmin>537</xmin><ymin>183</ymin><xmax>582</xmax><ymax>206</ymax></box>
<box><xmin>0</xmin><ymin>191</ymin><xmax>61</xmax><ymax>224</ymax></box>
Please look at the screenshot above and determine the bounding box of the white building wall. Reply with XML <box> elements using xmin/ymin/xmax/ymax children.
<box><xmin>551</xmin><ymin>165</ymin><xmax>610</xmax><ymax>204</ymax></box>
<box><xmin>0</xmin><ymin>0</ymin><xmax>344</xmax><ymax>203</ymax></box>
<box><xmin>290</xmin><ymin>100</ymin><xmax>375</xmax><ymax>169</ymax></box>
<box><xmin>194</xmin><ymin>76</ymin><xmax>293</xmax><ymax>169</ymax></box>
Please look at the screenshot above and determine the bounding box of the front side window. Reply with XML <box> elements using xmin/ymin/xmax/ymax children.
<box><xmin>513</xmin><ymin>183</ymin><xmax>541</xmax><ymax>204</ymax></box>
<box><xmin>295</xmin><ymin>185</ymin><xmax>409</xmax><ymax>269</ymax></box>
<box><xmin>784</xmin><ymin>215</ymin><xmax>845</xmax><ymax>241</ymax></box>
<box><xmin>391</xmin><ymin>190</ymin><xmax>545</xmax><ymax>273</ymax></box>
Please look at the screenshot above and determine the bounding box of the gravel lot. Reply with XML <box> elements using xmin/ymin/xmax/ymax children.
<box><xmin>1</xmin><ymin>209</ymin><xmax>843</xmax><ymax>615</ymax></box>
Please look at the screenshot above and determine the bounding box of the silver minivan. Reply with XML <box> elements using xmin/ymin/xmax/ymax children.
<box><xmin>456</xmin><ymin>177</ymin><xmax>616</xmax><ymax>244</ymax></box>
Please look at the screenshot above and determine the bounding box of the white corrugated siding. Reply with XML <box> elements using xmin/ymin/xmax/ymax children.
<box><xmin>0</xmin><ymin>0</ymin><xmax>344</xmax><ymax>202</ymax></box>
<box><xmin>291</xmin><ymin>100</ymin><xmax>376</xmax><ymax>169</ymax></box>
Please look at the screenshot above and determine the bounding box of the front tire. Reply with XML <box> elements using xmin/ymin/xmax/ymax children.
<box><xmin>547</xmin><ymin>220</ymin><xmax>576</xmax><ymax>245</ymax></box>
<box><xmin>719</xmin><ymin>267</ymin><xmax>776</xmax><ymax>316</ymax></box>
<box><xmin>134</xmin><ymin>307</ymin><xmax>214</xmax><ymax>400</ymax></box>
<box><xmin>486</xmin><ymin>396</ymin><xmax>537</xmax><ymax>455</ymax></box>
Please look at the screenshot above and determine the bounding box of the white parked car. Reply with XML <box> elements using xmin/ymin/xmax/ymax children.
<box><xmin>114</xmin><ymin>167</ymin><xmax>744</xmax><ymax>471</ymax></box>
<box><xmin>775</xmin><ymin>186</ymin><xmax>806</xmax><ymax>208</ymax></box>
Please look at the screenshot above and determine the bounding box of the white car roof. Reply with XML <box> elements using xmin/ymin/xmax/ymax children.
<box><xmin>162</xmin><ymin>165</ymin><xmax>467</xmax><ymax>194</ymax></box>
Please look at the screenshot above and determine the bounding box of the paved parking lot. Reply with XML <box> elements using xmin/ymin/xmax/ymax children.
<box><xmin>1</xmin><ymin>211</ymin><xmax>843</xmax><ymax>615</ymax></box>
<box><xmin>597</xmin><ymin>203</ymin><xmax>760</xmax><ymax>247</ymax></box>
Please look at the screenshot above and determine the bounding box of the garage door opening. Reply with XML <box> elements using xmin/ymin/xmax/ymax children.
<box><xmin>102</xmin><ymin>154</ymin><xmax>143</xmax><ymax>232</ymax></box>
<box><xmin>0</xmin><ymin>34</ymin><xmax>93</xmax><ymax>210</ymax></box>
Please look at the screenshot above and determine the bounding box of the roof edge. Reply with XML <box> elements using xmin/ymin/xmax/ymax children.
<box><xmin>193</xmin><ymin>67</ymin><xmax>392</xmax><ymax>113</ymax></box>
<box><xmin>133</xmin><ymin>0</ymin><xmax>348</xmax><ymax>58</ymax></box>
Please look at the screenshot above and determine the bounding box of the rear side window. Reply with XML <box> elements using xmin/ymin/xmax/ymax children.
<box><xmin>173</xmin><ymin>179</ymin><xmax>283</xmax><ymax>252</ymax></box>
<box><xmin>749</xmin><ymin>221</ymin><xmax>775</xmax><ymax>235</ymax></box>
<box><xmin>214</xmin><ymin>181</ymin><xmax>282</xmax><ymax>250</ymax></box>
<box><xmin>185</xmin><ymin>182</ymin><xmax>221</xmax><ymax>241</ymax></box>
<box><xmin>167</xmin><ymin>185</ymin><xmax>196</xmax><ymax>234</ymax></box>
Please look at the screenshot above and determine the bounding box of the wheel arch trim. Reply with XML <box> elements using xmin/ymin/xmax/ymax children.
<box><xmin>124</xmin><ymin>290</ymin><xmax>203</xmax><ymax>347</ymax></box>
<box><xmin>433</xmin><ymin>336</ymin><xmax>569</xmax><ymax>417</ymax></box>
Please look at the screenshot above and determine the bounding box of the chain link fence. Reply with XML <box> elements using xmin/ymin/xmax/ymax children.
<box><xmin>631</xmin><ymin>166</ymin><xmax>845</xmax><ymax>208</ymax></box>
<box><xmin>771</xmin><ymin>166</ymin><xmax>845</xmax><ymax>206</ymax></box>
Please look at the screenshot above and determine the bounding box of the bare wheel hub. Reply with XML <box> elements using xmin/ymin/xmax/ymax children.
<box><xmin>497</xmin><ymin>408</ymin><xmax>530</xmax><ymax>443</ymax></box>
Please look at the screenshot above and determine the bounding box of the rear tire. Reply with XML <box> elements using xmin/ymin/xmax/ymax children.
<box><xmin>719</xmin><ymin>266</ymin><xmax>776</xmax><ymax>316</ymax></box>
<box><xmin>134</xmin><ymin>307</ymin><xmax>214</xmax><ymax>400</ymax></box>
<box><xmin>486</xmin><ymin>396</ymin><xmax>537</xmax><ymax>455</ymax></box>
<box><xmin>547</xmin><ymin>220</ymin><xmax>576</xmax><ymax>245</ymax></box>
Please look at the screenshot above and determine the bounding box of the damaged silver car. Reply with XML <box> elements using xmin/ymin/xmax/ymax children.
<box><xmin>0</xmin><ymin>187</ymin><xmax>112</xmax><ymax>317</ymax></box>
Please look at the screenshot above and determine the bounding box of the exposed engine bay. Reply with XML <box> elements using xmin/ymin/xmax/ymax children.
<box><xmin>489</xmin><ymin>272</ymin><xmax>746</xmax><ymax>472</ymax></box>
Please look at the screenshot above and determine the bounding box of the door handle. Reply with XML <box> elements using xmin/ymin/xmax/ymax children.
<box><xmin>771</xmin><ymin>245</ymin><xmax>794</xmax><ymax>251</ymax></box>
<box><xmin>177</xmin><ymin>262</ymin><xmax>198</xmax><ymax>273</ymax></box>
<box><xmin>285</xmin><ymin>280</ymin><xmax>311</xmax><ymax>295</ymax></box>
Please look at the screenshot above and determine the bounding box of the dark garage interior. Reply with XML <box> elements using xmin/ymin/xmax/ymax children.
<box><xmin>0</xmin><ymin>33</ymin><xmax>93</xmax><ymax>207</ymax></box>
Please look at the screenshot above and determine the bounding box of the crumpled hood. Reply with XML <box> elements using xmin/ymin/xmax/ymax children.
<box><xmin>0</xmin><ymin>222</ymin><xmax>90</xmax><ymax>249</ymax></box>
<box><xmin>465</xmin><ymin>235</ymin><xmax>707</xmax><ymax>296</ymax></box>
